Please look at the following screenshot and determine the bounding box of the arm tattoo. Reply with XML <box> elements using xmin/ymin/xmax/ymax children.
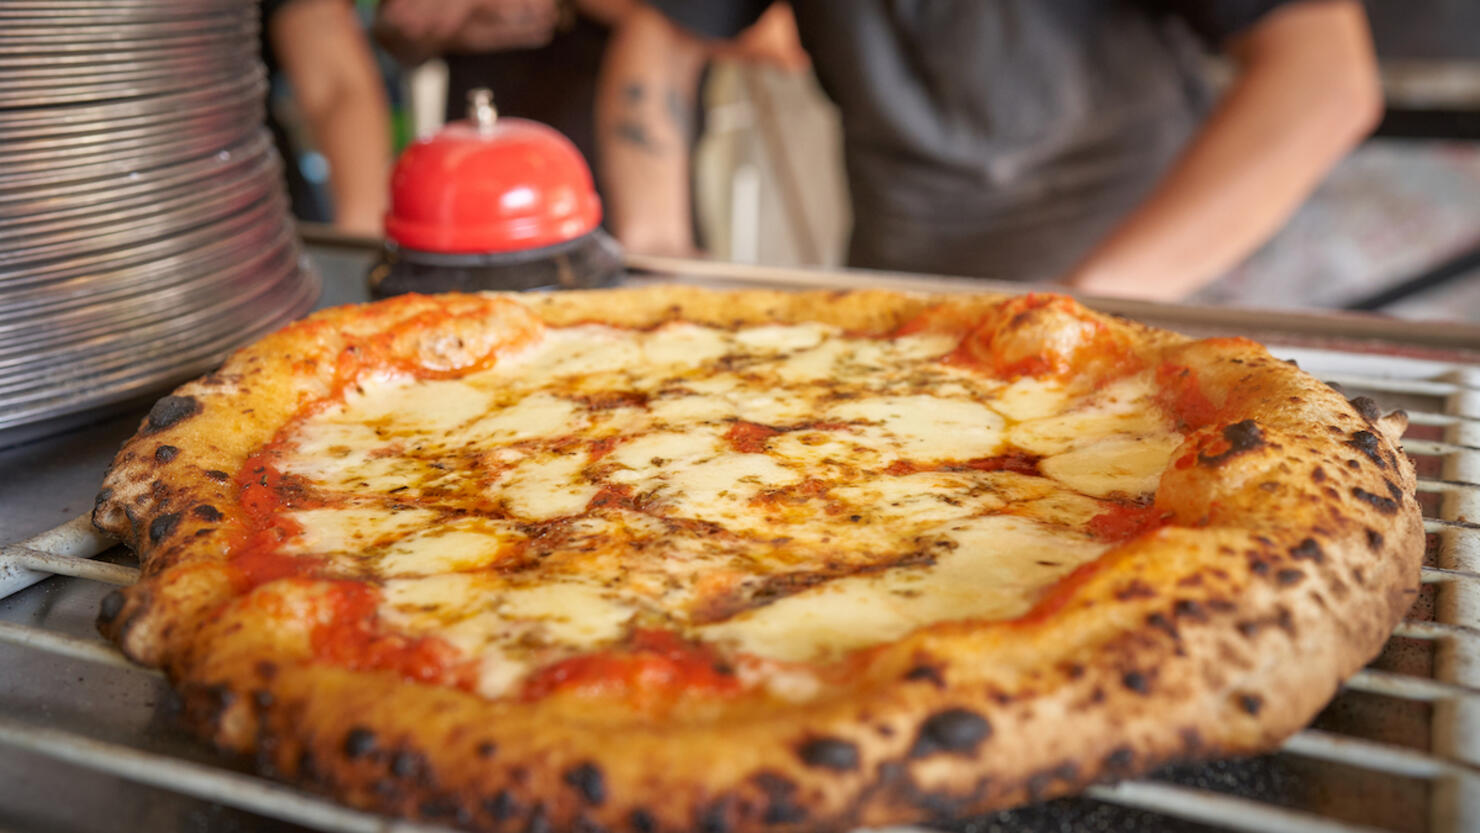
<box><xmin>614</xmin><ymin>120</ymin><xmax>664</xmax><ymax>155</ymax></box>
<box><xmin>622</xmin><ymin>82</ymin><xmax>644</xmax><ymax>104</ymax></box>
<box><xmin>665</xmin><ymin>88</ymin><xmax>692</xmax><ymax>140</ymax></box>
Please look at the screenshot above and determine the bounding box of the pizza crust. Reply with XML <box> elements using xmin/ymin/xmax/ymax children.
<box><xmin>93</xmin><ymin>287</ymin><xmax>1424</xmax><ymax>832</ymax></box>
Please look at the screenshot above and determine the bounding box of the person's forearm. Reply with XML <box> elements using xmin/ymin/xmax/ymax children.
<box><xmin>313</xmin><ymin>89</ymin><xmax>392</xmax><ymax>236</ymax></box>
<box><xmin>596</xmin><ymin>6</ymin><xmax>706</xmax><ymax>256</ymax></box>
<box><xmin>271</xmin><ymin>0</ymin><xmax>392</xmax><ymax>236</ymax></box>
<box><xmin>1066</xmin><ymin>1</ymin><xmax>1381</xmax><ymax>301</ymax></box>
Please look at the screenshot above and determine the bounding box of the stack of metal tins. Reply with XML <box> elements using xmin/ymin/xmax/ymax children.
<box><xmin>0</xmin><ymin>0</ymin><xmax>320</xmax><ymax>444</ymax></box>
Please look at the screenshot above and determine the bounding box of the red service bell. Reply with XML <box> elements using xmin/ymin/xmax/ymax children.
<box><xmin>369</xmin><ymin>89</ymin><xmax>621</xmax><ymax>297</ymax></box>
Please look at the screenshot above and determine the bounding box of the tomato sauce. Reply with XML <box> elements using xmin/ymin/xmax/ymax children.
<box><xmin>310</xmin><ymin>583</ymin><xmax>475</xmax><ymax>689</ymax></box>
<box><xmin>725</xmin><ymin>420</ymin><xmax>782</xmax><ymax>453</ymax></box>
<box><xmin>520</xmin><ymin>628</ymin><xmax>741</xmax><ymax>702</ymax></box>
<box><xmin>1087</xmin><ymin>503</ymin><xmax>1166</xmax><ymax>542</ymax></box>
<box><xmin>1155</xmin><ymin>363</ymin><xmax>1218</xmax><ymax>430</ymax></box>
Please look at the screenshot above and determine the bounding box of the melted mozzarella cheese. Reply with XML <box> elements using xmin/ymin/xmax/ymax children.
<box><xmin>273</xmin><ymin>318</ymin><xmax>1185</xmax><ymax>687</ymax></box>
<box><xmin>1041</xmin><ymin>433</ymin><xmax>1183</xmax><ymax>498</ymax></box>
<box><xmin>702</xmin><ymin>516</ymin><xmax>1105</xmax><ymax>661</ymax></box>
<box><xmin>377</xmin><ymin>517</ymin><xmax>521</xmax><ymax>575</ymax></box>
<box><xmin>495</xmin><ymin>451</ymin><xmax>599</xmax><ymax>521</ymax></box>
<box><xmin>828</xmin><ymin>396</ymin><xmax>1005</xmax><ymax>461</ymax></box>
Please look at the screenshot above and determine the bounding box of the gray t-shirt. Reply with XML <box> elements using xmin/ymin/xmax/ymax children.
<box><xmin>649</xmin><ymin>0</ymin><xmax>1294</xmax><ymax>281</ymax></box>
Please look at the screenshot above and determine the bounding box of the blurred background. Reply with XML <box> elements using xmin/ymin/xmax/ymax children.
<box><xmin>271</xmin><ymin>0</ymin><xmax>1480</xmax><ymax>319</ymax></box>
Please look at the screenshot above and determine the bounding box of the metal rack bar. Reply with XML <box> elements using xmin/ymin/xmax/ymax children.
<box><xmin>1282</xmin><ymin>730</ymin><xmax>1480</xmax><ymax>779</ymax></box>
<box><xmin>0</xmin><ymin>544</ymin><xmax>138</xmax><ymax>585</ymax></box>
<box><xmin>1083</xmin><ymin>781</ymin><xmax>1392</xmax><ymax>833</ymax></box>
<box><xmin>0</xmin><ymin>619</ymin><xmax>153</xmax><ymax>674</ymax></box>
<box><xmin>0</xmin><ymin>512</ymin><xmax>113</xmax><ymax>600</ymax></box>
<box><xmin>0</xmin><ymin>717</ymin><xmax>458</xmax><ymax>833</ymax></box>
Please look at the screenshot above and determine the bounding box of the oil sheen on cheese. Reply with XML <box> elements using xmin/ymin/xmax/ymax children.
<box><xmin>275</xmin><ymin>321</ymin><xmax>1180</xmax><ymax>697</ymax></box>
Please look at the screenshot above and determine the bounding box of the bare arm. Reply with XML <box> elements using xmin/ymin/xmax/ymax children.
<box><xmin>1064</xmin><ymin>0</ymin><xmax>1382</xmax><ymax>301</ymax></box>
<box><xmin>596</xmin><ymin>4</ymin><xmax>709</xmax><ymax>256</ymax></box>
<box><xmin>270</xmin><ymin>0</ymin><xmax>392</xmax><ymax>236</ymax></box>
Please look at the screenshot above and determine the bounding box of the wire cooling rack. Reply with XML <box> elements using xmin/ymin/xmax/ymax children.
<box><xmin>0</xmin><ymin>285</ymin><xmax>1476</xmax><ymax>833</ymax></box>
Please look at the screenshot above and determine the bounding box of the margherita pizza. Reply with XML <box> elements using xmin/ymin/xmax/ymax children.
<box><xmin>93</xmin><ymin>287</ymin><xmax>1423</xmax><ymax>832</ymax></box>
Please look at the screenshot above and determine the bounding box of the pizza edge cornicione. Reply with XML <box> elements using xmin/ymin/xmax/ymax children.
<box><xmin>92</xmin><ymin>287</ymin><xmax>1423</xmax><ymax>833</ymax></box>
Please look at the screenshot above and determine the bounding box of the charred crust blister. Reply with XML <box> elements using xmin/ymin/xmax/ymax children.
<box><xmin>752</xmin><ymin>772</ymin><xmax>806</xmax><ymax>825</ymax></box>
<box><xmin>1345</xmin><ymin>430</ymin><xmax>1386</xmax><ymax>469</ymax></box>
<box><xmin>1236</xmin><ymin>693</ymin><xmax>1264</xmax><ymax>715</ymax></box>
<box><xmin>1289</xmin><ymin>538</ymin><xmax>1324</xmax><ymax>564</ymax></box>
<box><xmin>797</xmin><ymin>737</ymin><xmax>860</xmax><ymax>771</ymax></box>
<box><xmin>153</xmin><ymin>444</ymin><xmax>179</xmax><ymax>463</ymax></box>
<box><xmin>1351</xmin><ymin>487</ymin><xmax>1400</xmax><ymax>514</ymax></box>
<box><xmin>204</xmin><ymin>469</ymin><xmax>231</xmax><ymax>482</ymax></box>
<box><xmin>628</xmin><ymin>808</ymin><xmax>656</xmax><ymax>833</ymax></box>
<box><xmin>143</xmin><ymin>396</ymin><xmax>200</xmax><ymax>434</ymax></box>
<box><xmin>343</xmin><ymin>727</ymin><xmax>376</xmax><ymax>759</ymax></box>
<box><xmin>563</xmin><ymin>762</ymin><xmax>606</xmax><ymax>805</ymax></box>
<box><xmin>485</xmin><ymin>790</ymin><xmax>521</xmax><ymax>821</ymax></box>
<box><xmin>1198</xmin><ymin>420</ymin><xmax>1264</xmax><ymax>467</ymax></box>
<box><xmin>147</xmin><ymin>512</ymin><xmax>181</xmax><ymax>544</ymax></box>
<box><xmin>97</xmin><ymin>590</ymin><xmax>126</xmax><ymax>625</ymax></box>
<box><xmin>698</xmin><ymin>798</ymin><xmax>731</xmax><ymax>833</ymax></box>
<box><xmin>192</xmin><ymin>504</ymin><xmax>223</xmax><ymax>522</ymax></box>
<box><xmin>1348</xmin><ymin>396</ymin><xmax>1382</xmax><ymax>423</ymax></box>
<box><xmin>903</xmin><ymin>663</ymin><xmax>946</xmax><ymax>688</ymax></box>
<box><xmin>1121</xmin><ymin>671</ymin><xmax>1151</xmax><ymax>695</ymax></box>
<box><xmin>909</xmin><ymin>709</ymin><xmax>991</xmax><ymax>758</ymax></box>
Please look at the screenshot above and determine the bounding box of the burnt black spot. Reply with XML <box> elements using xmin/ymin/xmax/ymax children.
<box><xmin>1311</xmin><ymin>467</ymin><xmax>1326</xmax><ymax>483</ymax></box>
<box><xmin>798</xmin><ymin>737</ymin><xmax>859</xmax><ymax>771</ymax></box>
<box><xmin>143</xmin><ymin>396</ymin><xmax>201</xmax><ymax>434</ymax></box>
<box><xmin>389</xmin><ymin>750</ymin><xmax>422</xmax><ymax>778</ymax></box>
<box><xmin>573</xmin><ymin>814</ymin><xmax>607</xmax><ymax>833</ymax></box>
<box><xmin>148</xmin><ymin>512</ymin><xmax>181</xmax><ymax>543</ymax></box>
<box><xmin>910</xmin><ymin>709</ymin><xmax>991</xmax><ymax>758</ymax></box>
<box><xmin>1173</xmin><ymin>599</ymin><xmax>1205</xmax><ymax>621</ymax></box>
<box><xmin>485</xmin><ymin>790</ymin><xmax>520</xmax><ymax>820</ymax></box>
<box><xmin>1122</xmin><ymin>671</ymin><xmax>1151</xmax><ymax>694</ymax></box>
<box><xmin>98</xmin><ymin>590</ymin><xmax>126</xmax><ymax>624</ymax></box>
<box><xmin>904</xmin><ymin>664</ymin><xmax>945</xmax><ymax>688</ymax></box>
<box><xmin>1346</xmin><ymin>430</ymin><xmax>1386</xmax><ymax>469</ymax></box>
<box><xmin>1198</xmin><ymin>420</ymin><xmax>1264</xmax><ymax>467</ymax></box>
<box><xmin>1248</xmin><ymin>557</ymin><xmax>1270</xmax><ymax>576</ymax></box>
<box><xmin>1115</xmin><ymin>580</ymin><xmax>1155</xmax><ymax>601</ymax></box>
<box><xmin>1290</xmin><ymin>538</ymin><xmax>1324</xmax><ymax>564</ymax></box>
<box><xmin>1385</xmin><ymin>478</ymin><xmax>1404</xmax><ymax>501</ymax></box>
<box><xmin>343</xmin><ymin>727</ymin><xmax>376</xmax><ymax>759</ymax></box>
<box><xmin>1352</xmin><ymin>487</ymin><xmax>1399</xmax><ymax>514</ymax></box>
<box><xmin>192</xmin><ymin>504</ymin><xmax>222</xmax><ymax>522</ymax></box>
<box><xmin>753</xmin><ymin>772</ymin><xmax>806</xmax><ymax>825</ymax></box>
<box><xmin>629</xmin><ymin>808</ymin><xmax>656</xmax><ymax>833</ymax></box>
<box><xmin>1237</xmin><ymin>693</ymin><xmax>1263</xmax><ymax>715</ymax></box>
<box><xmin>1026</xmin><ymin>762</ymin><xmax>1079</xmax><ymax>800</ymax></box>
<box><xmin>1103</xmin><ymin>746</ymin><xmax>1134</xmax><ymax>775</ymax></box>
<box><xmin>154</xmin><ymin>445</ymin><xmax>179</xmax><ymax>463</ymax></box>
<box><xmin>526</xmin><ymin>805</ymin><xmax>551</xmax><ymax>833</ymax></box>
<box><xmin>204</xmin><ymin>469</ymin><xmax>230</xmax><ymax>482</ymax></box>
<box><xmin>564</xmin><ymin>762</ymin><xmax>606</xmax><ymax>805</ymax></box>
<box><xmin>1366</xmin><ymin>528</ymin><xmax>1384</xmax><ymax>550</ymax></box>
<box><xmin>252</xmin><ymin>689</ymin><xmax>274</xmax><ymax>710</ymax></box>
<box><xmin>1146</xmin><ymin>612</ymin><xmax>1178</xmax><ymax>639</ymax></box>
<box><xmin>1276</xmin><ymin>568</ymin><xmax>1305</xmax><ymax>585</ymax></box>
<box><xmin>419</xmin><ymin>797</ymin><xmax>460</xmax><ymax>819</ymax></box>
<box><xmin>476</xmin><ymin>741</ymin><xmax>496</xmax><ymax>758</ymax></box>
<box><xmin>698</xmin><ymin>798</ymin><xmax>731</xmax><ymax>833</ymax></box>
<box><xmin>1349</xmin><ymin>396</ymin><xmax>1381</xmax><ymax>423</ymax></box>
